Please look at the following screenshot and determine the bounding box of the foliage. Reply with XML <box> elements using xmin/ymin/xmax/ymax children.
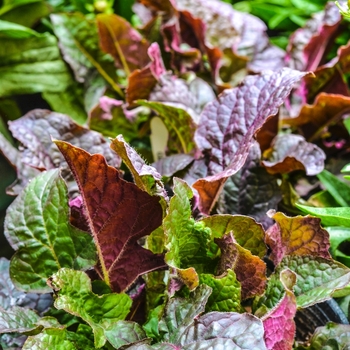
<box><xmin>1</xmin><ymin>0</ymin><xmax>350</xmax><ymax>349</ymax></box>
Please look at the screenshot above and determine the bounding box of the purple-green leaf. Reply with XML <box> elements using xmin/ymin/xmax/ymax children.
<box><xmin>193</xmin><ymin>68</ymin><xmax>307</xmax><ymax>214</ymax></box>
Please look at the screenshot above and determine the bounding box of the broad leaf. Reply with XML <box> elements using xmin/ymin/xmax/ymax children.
<box><xmin>262</xmin><ymin>134</ymin><xmax>325</xmax><ymax>176</ymax></box>
<box><xmin>265</xmin><ymin>211</ymin><xmax>331</xmax><ymax>266</ymax></box>
<box><xmin>296</xmin><ymin>205</ymin><xmax>350</xmax><ymax>228</ymax></box>
<box><xmin>4</xmin><ymin>170</ymin><xmax>96</xmax><ymax>293</ymax></box>
<box><xmin>153</xmin><ymin>154</ymin><xmax>194</xmax><ymax>178</ymax></box>
<box><xmin>199</xmin><ymin>269</ymin><xmax>242</xmax><ymax>312</ymax></box>
<box><xmin>163</xmin><ymin>178</ymin><xmax>214</xmax><ymax>290</ymax></box>
<box><xmin>55</xmin><ymin>140</ymin><xmax>166</xmax><ymax>292</ymax></box>
<box><xmin>317</xmin><ymin>169</ymin><xmax>350</xmax><ymax>207</ymax></box>
<box><xmin>327</xmin><ymin>226</ymin><xmax>350</xmax><ymax>267</ymax></box>
<box><xmin>48</xmin><ymin>268</ymin><xmax>132</xmax><ymax>348</ymax></box>
<box><xmin>193</xmin><ymin>68</ymin><xmax>307</xmax><ymax>214</ymax></box>
<box><xmin>262</xmin><ymin>269</ymin><xmax>297</xmax><ymax>350</ymax></box>
<box><xmin>216</xmin><ymin>234</ymin><xmax>267</xmax><ymax>300</ymax></box>
<box><xmin>0</xmin><ymin>306</ymin><xmax>40</xmax><ymax>334</ymax></box>
<box><xmin>8</xmin><ymin>109</ymin><xmax>121</xmax><ymax>195</ymax></box>
<box><xmin>97</xmin><ymin>13</ymin><xmax>149</xmax><ymax>74</ymax></box>
<box><xmin>137</xmin><ymin>100</ymin><xmax>197</xmax><ymax>154</ymax></box>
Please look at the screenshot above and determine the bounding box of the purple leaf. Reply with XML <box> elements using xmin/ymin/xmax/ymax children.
<box><xmin>285</xmin><ymin>2</ymin><xmax>341</xmax><ymax>72</ymax></box>
<box><xmin>262</xmin><ymin>134</ymin><xmax>326</xmax><ymax>176</ymax></box>
<box><xmin>153</xmin><ymin>154</ymin><xmax>194</xmax><ymax>178</ymax></box>
<box><xmin>55</xmin><ymin>141</ymin><xmax>166</xmax><ymax>292</ymax></box>
<box><xmin>193</xmin><ymin>68</ymin><xmax>307</xmax><ymax>214</ymax></box>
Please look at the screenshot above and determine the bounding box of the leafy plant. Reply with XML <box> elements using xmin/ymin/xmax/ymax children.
<box><xmin>2</xmin><ymin>0</ymin><xmax>350</xmax><ymax>349</ymax></box>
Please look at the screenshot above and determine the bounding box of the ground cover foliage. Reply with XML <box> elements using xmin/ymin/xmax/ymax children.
<box><xmin>2</xmin><ymin>0</ymin><xmax>350</xmax><ymax>349</ymax></box>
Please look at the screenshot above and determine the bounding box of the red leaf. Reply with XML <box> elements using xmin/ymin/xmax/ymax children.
<box><xmin>55</xmin><ymin>141</ymin><xmax>166</xmax><ymax>292</ymax></box>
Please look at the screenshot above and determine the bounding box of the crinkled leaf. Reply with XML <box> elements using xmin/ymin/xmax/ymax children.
<box><xmin>217</xmin><ymin>141</ymin><xmax>281</xmax><ymax>229</ymax></box>
<box><xmin>178</xmin><ymin>311</ymin><xmax>267</xmax><ymax>350</ymax></box>
<box><xmin>262</xmin><ymin>134</ymin><xmax>325</xmax><ymax>176</ymax></box>
<box><xmin>200</xmin><ymin>214</ymin><xmax>266</xmax><ymax>258</ymax></box>
<box><xmin>296</xmin><ymin>205</ymin><xmax>350</xmax><ymax>228</ymax></box>
<box><xmin>199</xmin><ymin>269</ymin><xmax>242</xmax><ymax>312</ymax></box>
<box><xmin>277</xmin><ymin>256</ymin><xmax>350</xmax><ymax>308</ymax></box>
<box><xmin>0</xmin><ymin>306</ymin><xmax>40</xmax><ymax>334</ymax></box>
<box><xmin>317</xmin><ymin>169</ymin><xmax>350</xmax><ymax>207</ymax></box>
<box><xmin>0</xmin><ymin>258</ymin><xmax>52</xmax><ymax>313</ymax></box>
<box><xmin>126</xmin><ymin>42</ymin><xmax>166</xmax><ymax>105</ymax></box>
<box><xmin>153</xmin><ymin>154</ymin><xmax>194</xmax><ymax>178</ymax></box>
<box><xmin>104</xmin><ymin>321</ymin><xmax>148</xmax><ymax>349</ymax></box>
<box><xmin>97</xmin><ymin>13</ymin><xmax>149</xmax><ymax>73</ymax></box>
<box><xmin>262</xmin><ymin>269</ymin><xmax>297</xmax><ymax>350</ymax></box>
<box><xmin>8</xmin><ymin>109</ymin><xmax>121</xmax><ymax>195</ymax></box>
<box><xmin>110</xmin><ymin>135</ymin><xmax>167</xmax><ymax>201</ymax></box>
<box><xmin>327</xmin><ymin>227</ymin><xmax>350</xmax><ymax>267</ymax></box>
<box><xmin>193</xmin><ymin>68</ymin><xmax>307</xmax><ymax>214</ymax></box>
<box><xmin>50</xmin><ymin>13</ymin><xmax>116</xmax><ymax>86</ymax></box>
<box><xmin>215</xmin><ymin>234</ymin><xmax>267</xmax><ymax>300</ymax></box>
<box><xmin>48</xmin><ymin>268</ymin><xmax>131</xmax><ymax>348</ymax></box>
<box><xmin>55</xmin><ymin>141</ymin><xmax>166</xmax><ymax>292</ymax></box>
<box><xmin>4</xmin><ymin>170</ymin><xmax>96</xmax><ymax>293</ymax></box>
<box><xmin>265</xmin><ymin>211</ymin><xmax>331</xmax><ymax>266</ymax></box>
<box><xmin>297</xmin><ymin>322</ymin><xmax>350</xmax><ymax>350</ymax></box>
<box><xmin>88</xmin><ymin>97</ymin><xmax>139</xmax><ymax>141</ymax></box>
<box><xmin>283</xmin><ymin>93</ymin><xmax>350</xmax><ymax>143</ymax></box>
<box><xmin>163</xmin><ymin>178</ymin><xmax>214</xmax><ymax>290</ymax></box>
<box><xmin>0</xmin><ymin>23</ymin><xmax>72</xmax><ymax>97</ymax></box>
<box><xmin>23</xmin><ymin>327</ymin><xmax>76</xmax><ymax>350</ymax></box>
<box><xmin>285</xmin><ymin>2</ymin><xmax>341</xmax><ymax>71</ymax></box>
<box><xmin>138</xmin><ymin>100</ymin><xmax>196</xmax><ymax>154</ymax></box>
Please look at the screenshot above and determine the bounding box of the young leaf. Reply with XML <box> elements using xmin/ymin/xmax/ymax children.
<box><xmin>193</xmin><ymin>68</ymin><xmax>307</xmax><ymax>214</ymax></box>
<box><xmin>199</xmin><ymin>269</ymin><xmax>242</xmax><ymax>312</ymax></box>
<box><xmin>262</xmin><ymin>134</ymin><xmax>325</xmax><ymax>176</ymax></box>
<box><xmin>296</xmin><ymin>205</ymin><xmax>350</xmax><ymax>228</ymax></box>
<box><xmin>4</xmin><ymin>169</ymin><xmax>96</xmax><ymax>293</ymax></box>
<box><xmin>317</xmin><ymin>169</ymin><xmax>350</xmax><ymax>207</ymax></box>
<box><xmin>55</xmin><ymin>140</ymin><xmax>166</xmax><ymax>292</ymax></box>
<box><xmin>48</xmin><ymin>268</ymin><xmax>132</xmax><ymax>348</ymax></box>
<box><xmin>262</xmin><ymin>269</ymin><xmax>297</xmax><ymax>350</ymax></box>
<box><xmin>265</xmin><ymin>211</ymin><xmax>331</xmax><ymax>266</ymax></box>
<box><xmin>137</xmin><ymin>100</ymin><xmax>197</xmax><ymax>154</ymax></box>
<box><xmin>163</xmin><ymin>178</ymin><xmax>213</xmax><ymax>290</ymax></box>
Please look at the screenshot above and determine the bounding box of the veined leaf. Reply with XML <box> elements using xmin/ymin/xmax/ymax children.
<box><xmin>4</xmin><ymin>170</ymin><xmax>96</xmax><ymax>293</ymax></box>
<box><xmin>55</xmin><ymin>140</ymin><xmax>166</xmax><ymax>292</ymax></box>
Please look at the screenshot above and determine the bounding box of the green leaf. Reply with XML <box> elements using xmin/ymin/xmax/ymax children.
<box><xmin>317</xmin><ymin>169</ymin><xmax>350</xmax><ymax>207</ymax></box>
<box><xmin>163</xmin><ymin>178</ymin><xmax>214</xmax><ymax>290</ymax></box>
<box><xmin>4</xmin><ymin>169</ymin><xmax>96</xmax><ymax>293</ymax></box>
<box><xmin>0</xmin><ymin>19</ymin><xmax>40</xmax><ymax>38</ymax></box>
<box><xmin>327</xmin><ymin>226</ymin><xmax>350</xmax><ymax>267</ymax></box>
<box><xmin>296</xmin><ymin>204</ymin><xmax>350</xmax><ymax>227</ymax></box>
<box><xmin>49</xmin><ymin>268</ymin><xmax>132</xmax><ymax>348</ymax></box>
<box><xmin>296</xmin><ymin>322</ymin><xmax>350</xmax><ymax>349</ymax></box>
<box><xmin>104</xmin><ymin>321</ymin><xmax>148</xmax><ymax>349</ymax></box>
<box><xmin>262</xmin><ymin>256</ymin><xmax>350</xmax><ymax>308</ymax></box>
<box><xmin>199</xmin><ymin>269</ymin><xmax>242</xmax><ymax>312</ymax></box>
<box><xmin>137</xmin><ymin>101</ymin><xmax>196</xmax><ymax>154</ymax></box>
<box><xmin>0</xmin><ymin>27</ymin><xmax>73</xmax><ymax>97</ymax></box>
<box><xmin>0</xmin><ymin>306</ymin><xmax>40</xmax><ymax>334</ymax></box>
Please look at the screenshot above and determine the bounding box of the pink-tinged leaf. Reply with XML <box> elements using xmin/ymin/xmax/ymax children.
<box><xmin>96</xmin><ymin>13</ymin><xmax>150</xmax><ymax>73</ymax></box>
<box><xmin>285</xmin><ymin>2</ymin><xmax>341</xmax><ymax>72</ymax></box>
<box><xmin>283</xmin><ymin>93</ymin><xmax>350</xmax><ymax>142</ymax></box>
<box><xmin>54</xmin><ymin>140</ymin><xmax>166</xmax><ymax>292</ymax></box>
<box><xmin>7</xmin><ymin>109</ymin><xmax>120</xmax><ymax>195</ymax></box>
<box><xmin>216</xmin><ymin>233</ymin><xmax>267</xmax><ymax>300</ymax></box>
<box><xmin>262</xmin><ymin>269</ymin><xmax>297</xmax><ymax>350</ymax></box>
<box><xmin>126</xmin><ymin>42</ymin><xmax>166</xmax><ymax>105</ymax></box>
<box><xmin>265</xmin><ymin>211</ymin><xmax>331</xmax><ymax>266</ymax></box>
<box><xmin>193</xmin><ymin>68</ymin><xmax>307</xmax><ymax>214</ymax></box>
<box><xmin>305</xmin><ymin>41</ymin><xmax>350</xmax><ymax>100</ymax></box>
<box><xmin>262</xmin><ymin>134</ymin><xmax>326</xmax><ymax>176</ymax></box>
